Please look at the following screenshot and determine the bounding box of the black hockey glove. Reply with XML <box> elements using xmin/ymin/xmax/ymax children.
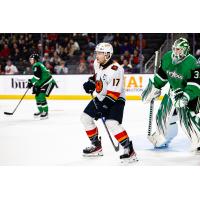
<box><xmin>33</xmin><ymin>85</ymin><xmax>40</xmax><ymax>95</ymax></box>
<box><xmin>94</xmin><ymin>100</ymin><xmax>108</xmax><ymax>120</ymax></box>
<box><xmin>83</xmin><ymin>76</ymin><xmax>95</xmax><ymax>94</ymax></box>
<box><xmin>27</xmin><ymin>79</ymin><xmax>33</xmax><ymax>88</ymax></box>
<box><xmin>94</xmin><ymin>97</ymin><xmax>115</xmax><ymax>120</ymax></box>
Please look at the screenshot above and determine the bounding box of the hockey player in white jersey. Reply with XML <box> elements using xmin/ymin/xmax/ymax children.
<box><xmin>81</xmin><ymin>42</ymin><xmax>137</xmax><ymax>162</ymax></box>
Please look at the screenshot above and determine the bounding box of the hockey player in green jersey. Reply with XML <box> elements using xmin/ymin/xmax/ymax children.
<box><xmin>27</xmin><ymin>53</ymin><xmax>57</xmax><ymax>119</ymax></box>
<box><xmin>142</xmin><ymin>37</ymin><xmax>200</xmax><ymax>151</ymax></box>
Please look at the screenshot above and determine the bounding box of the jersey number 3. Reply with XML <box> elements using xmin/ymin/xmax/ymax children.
<box><xmin>194</xmin><ymin>71</ymin><xmax>200</xmax><ymax>79</ymax></box>
<box><xmin>113</xmin><ymin>78</ymin><xmax>120</xmax><ymax>86</ymax></box>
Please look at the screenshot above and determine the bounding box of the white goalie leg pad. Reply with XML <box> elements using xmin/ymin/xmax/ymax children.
<box><xmin>147</xmin><ymin>131</ymin><xmax>167</xmax><ymax>147</ymax></box>
<box><xmin>151</xmin><ymin>94</ymin><xmax>178</xmax><ymax>147</ymax></box>
<box><xmin>148</xmin><ymin>120</ymin><xmax>178</xmax><ymax>148</ymax></box>
<box><xmin>178</xmin><ymin>109</ymin><xmax>200</xmax><ymax>151</ymax></box>
<box><xmin>105</xmin><ymin>120</ymin><xmax>124</xmax><ymax>135</ymax></box>
<box><xmin>165</xmin><ymin>114</ymin><xmax>178</xmax><ymax>142</ymax></box>
<box><xmin>80</xmin><ymin>112</ymin><xmax>96</xmax><ymax>131</ymax></box>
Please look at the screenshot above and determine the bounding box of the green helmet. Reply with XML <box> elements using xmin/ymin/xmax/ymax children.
<box><xmin>172</xmin><ymin>37</ymin><xmax>190</xmax><ymax>64</ymax></box>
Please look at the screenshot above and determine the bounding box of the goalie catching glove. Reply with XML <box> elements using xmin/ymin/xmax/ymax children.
<box><xmin>141</xmin><ymin>79</ymin><xmax>161</xmax><ymax>103</ymax></box>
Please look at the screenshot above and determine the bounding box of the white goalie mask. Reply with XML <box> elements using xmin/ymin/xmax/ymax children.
<box><xmin>95</xmin><ymin>42</ymin><xmax>113</xmax><ymax>62</ymax></box>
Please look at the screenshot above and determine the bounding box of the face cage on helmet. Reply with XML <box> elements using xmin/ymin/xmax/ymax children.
<box><xmin>94</xmin><ymin>51</ymin><xmax>112</xmax><ymax>62</ymax></box>
<box><xmin>172</xmin><ymin>45</ymin><xmax>189</xmax><ymax>64</ymax></box>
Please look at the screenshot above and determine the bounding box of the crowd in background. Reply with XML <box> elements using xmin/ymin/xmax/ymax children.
<box><xmin>0</xmin><ymin>33</ymin><xmax>146</xmax><ymax>75</ymax></box>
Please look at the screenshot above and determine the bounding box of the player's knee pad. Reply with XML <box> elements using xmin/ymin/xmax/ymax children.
<box><xmin>80</xmin><ymin>112</ymin><xmax>96</xmax><ymax>130</ymax></box>
<box><xmin>105</xmin><ymin>120</ymin><xmax>123</xmax><ymax>134</ymax></box>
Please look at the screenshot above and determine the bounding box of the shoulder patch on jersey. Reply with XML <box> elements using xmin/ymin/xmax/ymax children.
<box><xmin>111</xmin><ymin>65</ymin><xmax>118</xmax><ymax>71</ymax></box>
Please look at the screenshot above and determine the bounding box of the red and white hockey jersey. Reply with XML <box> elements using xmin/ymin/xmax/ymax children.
<box><xmin>94</xmin><ymin>59</ymin><xmax>126</xmax><ymax>102</ymax></box>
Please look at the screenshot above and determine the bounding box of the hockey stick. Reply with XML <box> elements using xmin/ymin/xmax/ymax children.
<box><xmin>4</xmin><ymin>88</ymin><xmax>29</xmax><ymax>115</ymax></box>
<box><xmin>147</xmin><ymin>51</ymin><xmax>159</xmax><ymax>136</ymax></box>
<box><xmin>90</xmin><ymin>93</ymin><xmax>120</xmax><ymax>152</ymax></box>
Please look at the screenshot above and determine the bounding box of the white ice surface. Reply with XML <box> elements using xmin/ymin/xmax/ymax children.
<box><xmin>0</xmin><ymin>99</ymin><xmax>200</xmax><ymax>166</ymax></box>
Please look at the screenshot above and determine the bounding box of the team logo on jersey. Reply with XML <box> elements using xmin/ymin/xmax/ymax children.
<box><xmin>166</xmin><ymin>70</ymin><xmax>183</xmax><ymax>80</ymax></box>
<box><xmin>95</xmin><ymin>78</ymin><xmax>103</xmax><ymax>93</ymax></box>
<box><xmin>111</xmin><ymin>65</ymin><xmax>118</xmax><ymax>71</ymax></box>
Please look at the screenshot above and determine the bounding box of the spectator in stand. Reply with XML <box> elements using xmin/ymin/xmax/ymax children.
<box><xmin>103</xmin><ymin>34</ymin><xmax>114</xmax><ymax>43</ymax></box>
<box><xmin>50</xmin><ymin>51</ymin><xmax>61</xmax><ymax>66</ymax></box>
<box><xmin>54</xmin><ymin>61</ymin><xmax>68</xmax><ymax>74</ymax></box>
<box><xmin>58</xmin><ymin>46</ymin><xmax>68</xmax><ymax>60</ymax></box>
<box><xmin>10</xmin><ymin>42</ymin><xmax>18</xmax><ymax>57</ymax></box>
<box><xmin>76</xmin><ymin>62</ymin><xmax>88</xmax><ymax>74</ymax></box>
<box><xmin>120</xmin><ymin>41</ymin><xmax>132</xmax><ymax>54</ymax></box>
<box><xmin>121</xmin><ymin>59</ymin><xmax>132</xmax><ymax>74</ymax></box>
<box><xmin>45</xmin><ymin>61</ymin><xmax>54</xmax><ymax>74</ymax></box>
<box><xmin>0</xmin><ymin>44</ymin><xmax>10</xmax><ymax>58</ymax></box>
<box><xmin>68</xmin><ymin>39</ymin><xmax>80</xmax><ymax>56</ymax></box>
<box><xmin>4</xmin><ymin>60</ymin><xmax>18</xmax><ymax>75</ymax></box>
<box><xmin>44</xmin><ymin>45</ymin><xmax>50</xmax><ymax>54</ymax></box>
<box><xmin>12</xmin><ymin>48</ymin><xmax>21</xmax><ymax>62</ymax></box>
<box><xmin>113</xmin><ymin>40</ymin><xmax>121</xmax><ymax>55</ymax></box>
<box><xmin>21</xmin><ymin>46</ymin><xmax>30</xmax><ymax>60</ymax></box>
<box><xmin>128</xmin><ymin>38</ymin><xmax>136</xmax><ymax>53</ymax></box>
<box><xmin>196</xmin><ymin>49</ymin><xmax>200</xmax><ymax>60</ymax></box>
<box><xmin>48</xmin><ymin>33</ymin><xmax>58</xmax><ymax>46</ymax></box>
<box><xmin>42</xmin><ymin>53</ymin><xmax>50</xmax><ymax>63</ymax></box>
<box><xmin>23</xmin><ymin>66</ymin><xmax>32</xmax><ymax>75</ymax></box>
<box><xmin>87</xmin><ymin>52</ymin><xmax>95</xmax><ymax>74</ymax></box>
<box><xmin>87</xmin><ymin>37</ymin><xmax>96</xmax><ymax>48</ymax></box>
<box><xmin>17</xmin><ymin>58</ymin><xmax>28</xmax><ymax>73</ymax></box>
<box><xmin>131</xmin><ymin>49</ymin><xmax>144</xmax><ymax>73</ymax></box>
<box><xmin>80</xmin><ymin>51</ymin><xmax>87</xmax><ymax>64</ymax></box>
<box><xmin>136</xmin><ymin>34</ymin><xmax>146</xmax><ymax>49</ymax></box>
<box><xmin>0</xmin><ymin>63</ymin><xmax>5</xmax><ymax>74</ymax></box>
<box><xmin>37</xmin><ymin>43</ymin><xmax>43</xmax><ymax>55</ymax></box>
<box><xmin>120</xmin><ymin>50</ymin><xmax>131</xmax><ymax>64</ymax></box>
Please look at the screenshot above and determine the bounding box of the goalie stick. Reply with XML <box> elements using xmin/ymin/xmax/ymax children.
<box><xmin>148</xmin><ymin>51</ymin><xmax>159</xmax><ymax>136</ymax></box>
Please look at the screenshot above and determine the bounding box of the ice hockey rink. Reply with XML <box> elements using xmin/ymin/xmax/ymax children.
<box><xmin>0</xmin><ymin>99</ymin><xmax>200</xmax><ymax>166</ymax></box>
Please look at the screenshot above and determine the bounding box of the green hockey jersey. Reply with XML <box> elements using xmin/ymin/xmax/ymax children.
<box><xmin>30</xmin><ymin>62</ymin><xmax>55</xmax><ymax>88</ymax></box>
<box><xmin>154</xmin><ymin>51</ymin><xmax>200</xmax><ymax>102</ymax></box>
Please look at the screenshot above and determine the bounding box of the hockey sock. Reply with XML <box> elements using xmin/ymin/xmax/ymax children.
<box><xmin>36</xmin><ymin>93</ymin><xmax>48</xmax><ymax>113</ymax></box>
<box><xmin>86</xmin><ymin>127</ymin><xmax>99</xmax><ymax>145</ymax></box>
<box><xmin>36</xmin><ymin>102</ymin><xmax>43</xmax><ymax>113</ymax></box>
<box><xmin>41</xmin><ymin>100</ymin><xmax>48</xmax><ymax>113</ymax></box>
<box><xmin>114</xmin><ymin>130</ymin><xmax>130</xmax><ymax>148</ymax></box>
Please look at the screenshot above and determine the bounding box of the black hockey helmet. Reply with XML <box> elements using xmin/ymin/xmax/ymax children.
<box><xmin>29</xmin><ymin>53</ymin><xmax>40</xmax><ymax>61</ymax></box>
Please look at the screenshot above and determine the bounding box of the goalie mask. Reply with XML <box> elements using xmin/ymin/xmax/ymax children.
<box><xmin>95</xmin><ymin>43</ymin><xmax>113</xmax><ymax>63</ymax></box>
<box><xmin>172</xmin><ymin>37</ymin><xmax>190</xmax><ymax>64</ymax></box>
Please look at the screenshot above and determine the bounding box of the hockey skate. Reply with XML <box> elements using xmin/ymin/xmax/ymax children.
<box><xmin>83</xmin><ymin>138</ymin><xmax>103</xmax><ymax>157</ymax></box>
<box><xmin>34</xmin><ymin>112</ymin><xmax>42</xmax><ymax>118</ymax></box>
<box><xmin>40</xmin><ymin>112</ymin><xmax>48</xmax><ymax>120</ymax></box>
<box><xmin>120</xmin><ymin>141</ymin><xmax>138</xmax><ymax>163</ymax></box>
